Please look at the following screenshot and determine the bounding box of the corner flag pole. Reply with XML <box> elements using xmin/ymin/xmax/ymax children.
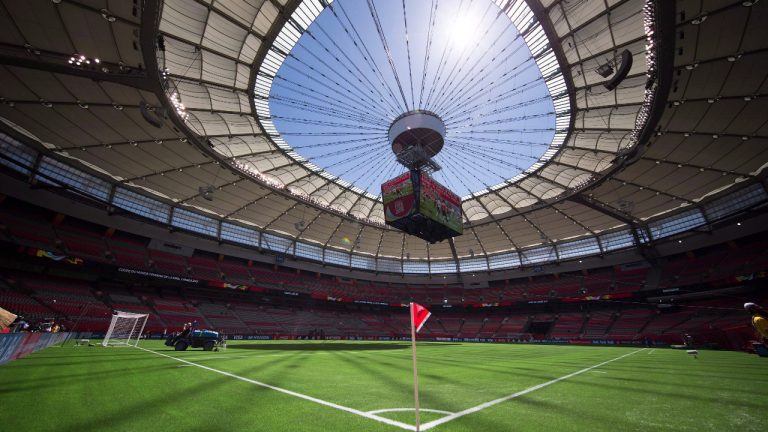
<box><xmin>410</xmin><ymin>302</ymin><xmax>422</xmax><ymax>432</ymax></box>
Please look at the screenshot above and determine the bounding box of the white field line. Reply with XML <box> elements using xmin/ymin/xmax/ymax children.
<box><xmin>648</xmin><ymin>349</ymin><xmax>655</xmax><ymax>354</ymax></box>
<box><xmin>135</xmin><ymin>346</ymin><xmax>417</xmax><ymax>431</ymax></box>
<box><xmin>368</xmin><ymin>408</ymin><xmax>454</xmax><ymax>416</ymax></box>
<box><xmin>418</xmin><ymin>348</ymin><xmax>647</xmax><ymax>431</ymax></box>
<box><xmin>589</xmin><ymin>370</ymin><xmax>607</xmax><ymax>374</ymax></box>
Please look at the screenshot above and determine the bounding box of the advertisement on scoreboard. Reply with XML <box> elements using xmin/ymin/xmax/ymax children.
<box><xmin>382</xmin><ymin>172</ymin><xmax>417</xmax><ymax>222</ymax></box>
<box><xmin>419</xmin><ymin>172</ymin><xmax>463</xmax><ymax>234</ymax></box>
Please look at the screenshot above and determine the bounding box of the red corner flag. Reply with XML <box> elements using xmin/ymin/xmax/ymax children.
<box><xmin>411</xmin><ymin>302</ymin><xmax>431</xmax><ymax>333</ymax></box>
<box><xmin>409</xmin><ymin>302</ymin><xmax>431</xmax><ymax>431</ymax></box>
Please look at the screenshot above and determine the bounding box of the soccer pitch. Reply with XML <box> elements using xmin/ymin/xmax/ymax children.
<box><xmin>0</xmin><ymin>341</ymin><xmax>766</xmax><ymax>431</ymax></box>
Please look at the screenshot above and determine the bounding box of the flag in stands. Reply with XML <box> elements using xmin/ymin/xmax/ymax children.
<box><xmin>411</xmin><ymin>302</ymin><xmax>431</xmax><ymax>333</ymax></box>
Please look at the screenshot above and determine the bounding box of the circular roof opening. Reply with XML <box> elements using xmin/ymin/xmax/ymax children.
<box><xmin>261</xmin><ymin>0</ymin><xmax>564</xmax><ymax>200</ymax></box>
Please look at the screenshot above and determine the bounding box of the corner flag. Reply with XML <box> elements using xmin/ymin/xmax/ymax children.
<box><xmin>409</xmin><ymin>302</ymin><xmax>431</xmax><ymax>431</ymax></box>
<box><xmin>411</xmin><ymin>302</ymin><xmax>431</xmax><ymax>333</ymax></box>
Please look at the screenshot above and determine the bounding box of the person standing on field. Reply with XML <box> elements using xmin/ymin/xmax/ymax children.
<box><xmin>745</xmin><ymin>302</ymin><xmax>768</xmax><ymax>342</ymax></box>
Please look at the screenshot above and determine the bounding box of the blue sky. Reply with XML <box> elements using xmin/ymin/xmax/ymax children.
<box><xmin>269</xmin><ymin>0</ymin><xmax>555</xmax><ymax>198</ymax></box>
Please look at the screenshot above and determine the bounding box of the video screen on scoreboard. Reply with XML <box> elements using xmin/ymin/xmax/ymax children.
<box><xmin>418</xmin><ymin>172</ymin><xmax>463</xmax><ymax>234</ymax></box>
<box><xmin>382</xmin><ymin>172</ymin><xmax>416</xmax><ymax>223</ymax></box>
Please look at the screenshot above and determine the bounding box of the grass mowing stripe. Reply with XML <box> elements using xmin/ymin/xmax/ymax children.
<box><xmin>134</xmin><ymin>346</ymin><xmax>417</xmax><ymax>431</ymax></box>
<box><xmin>418</xmin><ymin>348</ymin><xmax>647</xmax><ymax>431</ymax></box>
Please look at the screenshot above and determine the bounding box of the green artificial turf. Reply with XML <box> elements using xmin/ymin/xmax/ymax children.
<box><xmin>0</xmin><ymin>341</ymin><xmax>766</xmax><ymax>431</ymax></box>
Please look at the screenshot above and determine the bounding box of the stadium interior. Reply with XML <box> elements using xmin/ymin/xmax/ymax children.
<box><xmin>0</xmin><ymin>0</ymin><xmax>767</xmax><ymax>431</ymax></box>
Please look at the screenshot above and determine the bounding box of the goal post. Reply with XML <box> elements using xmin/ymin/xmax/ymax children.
<box><xmin>102</xmin><ymin>311</ymin><xmax>149</xmax><ymax>347</ymax></box>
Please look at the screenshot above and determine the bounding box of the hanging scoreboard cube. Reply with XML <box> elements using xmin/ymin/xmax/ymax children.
<box><xmin>382</xmin><ymin>170</ymin><xmax>462</xmax><ymax>243</ymax></box>
<box><xmin>381</xmin><ymin>110</ymin><xmax>463</xmax><ymax>243</ymax></box>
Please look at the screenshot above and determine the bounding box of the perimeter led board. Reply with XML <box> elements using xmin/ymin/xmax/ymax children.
<box><xmin>382</xmin><ymin>171</ymin><xmax>462</xmax><ymax>243</ymax></box>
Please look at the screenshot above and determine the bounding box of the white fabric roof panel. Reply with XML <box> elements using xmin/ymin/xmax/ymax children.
<box><xmin>463</xmin><ymin>200</ymin><xmax>490</xmax><ymax>222</ymax></box>
<box><xmin>214</xmin><ymin>0</ymin><xmax>267</xmax><ymax>29</ymax></box>
<box><xmin>200</xmin><ymin>51</ymin><xmax>238</xmax><ymax>87</ymax></box>
<box><xmin>498</xmin><ymin>216</ymin><xmax>548</xmax><ymax>247</ymax></box>
<box><xmin>555</xmin><ymin>148</ymin><xmax>614</xmax><ymax>173</ymax></box>
<box><xmin>553</xmin><ymin>201</ymin><xmax>620</xmax><ymax>233</ymax></box>
<box><xmin>252</xmin><ymin>1</ymin><xmax>279</xmax><ymax>35</ymax></box>
<box><xmin>402</xmin><ymin>236</ymin><xmax>429</xmax><ymax>260</ymax></box>
<box><xmin>470</xmin><ymin>224</ymin><xmax>514</xmax><ymax>254</ymax></box>
<box><xmin>549</xmin><ymin>0</ymin><xmax>608</xmax><ymax>38</ymax></box>
<box><xmin>163</xmin><ymin>38</ymin><xmax>203</xmax><ymax>81</ymax></box>
<box><xmin>211</xmin><ymin>135</ymin><xmax>274</xmax><ymax>158</ymax></box>
<box><xmin>202</xmin><ymin>11</ymin><xmax>250</xmax><ymax>59</ymax></box>
<box><xmin>159</xmin><ymin>0</ymin><xmax>208</xmax><ymax>44</ymax></box>
<box><xmin>3</xmin><ymin>1</ymin><xmax>75</xmax><ymax>54</ymax></box>
<box><xmin>479</xmin><ymin>194</ymin><xmax>513</xmax><ymax>216</ymax></box>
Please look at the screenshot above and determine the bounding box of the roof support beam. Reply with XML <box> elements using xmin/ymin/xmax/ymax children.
<box><xmin>0</xmin><ymin>52</ymin><xmax>154</xmax><ymax>91</ymax></box>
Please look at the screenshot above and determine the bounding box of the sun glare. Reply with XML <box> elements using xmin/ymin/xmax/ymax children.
<box><xmin>449</xmin><ymin>13</ymin><xmax>481</xmax><ymax>49</ymax></box>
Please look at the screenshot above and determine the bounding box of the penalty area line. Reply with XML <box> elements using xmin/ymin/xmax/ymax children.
<box><xmin>418</xmin><ymin>348</ymin><xmax>647</xmax><ymax>431</ymax></box>
<box><xmin>135</xmin><ymin>346</ymin><xmax>417</xmax><ymax>431</ymax></box>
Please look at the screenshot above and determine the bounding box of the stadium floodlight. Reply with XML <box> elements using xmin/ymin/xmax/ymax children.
<box><xmin>102</xmin><ymin>311</ymin><xmax>149</xmax><ymax>347</ymax></box>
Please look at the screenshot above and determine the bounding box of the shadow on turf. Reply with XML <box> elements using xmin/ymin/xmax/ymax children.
<box><xmin>225</xmin><ymin>342</ymin><xmax>459</xmax><ymax>351</ymax></box>
<box><xmin>48</xmin><ymin>352</ymin><xmax>302</xmax><ymax>432</ymax></box>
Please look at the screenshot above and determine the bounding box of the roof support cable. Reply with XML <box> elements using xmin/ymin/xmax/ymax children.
<box><xmin>288</xmin><ymin>44</ymin><xmax>399</xmax><ymax>119</ymax></box>
<box><xmin>423</xmin><ymin>0</ymin><xmax>468</xmax><ymax>110</ymax></box>
<box><xmin>418</xmin><ymin>0</ymin><xmax>439</xmax><ymax>108</ymax></box>
<box><xmin>428</xmin><ymin>0</ymin><xmax>502</xmax><ymax>112</ymax></box>
<box><xmin>276</xmin><ymin>62</ymin><xmax>389</xmax><ymax>119</ymax></box>
<box><xmin>308</xmin><ymin>20</ymin><xmax>403</xmax><ymax>117</ymax></box>
<box><xmin>269</xmin><ymin>85</ymin><xmax>386</xmax><ymax>126</ymax></box>
<box><xmin>332</xmin><ymin>1</ymin><xmax>407</xmax><ymax>116</ymax></box>
<box><xmin>436</xmin><ymin>55</ymin><xmax>540</xmax><ymax>120</ymax></box>
<box><xmin>401</xmin><ymin>0</ymin><xmax>416</xmax><ymax>111</ymax></box>
<box><xmin>365</xmin><ymin>0</ymin><xmax>411</xmax><ymax>112</ymax></box>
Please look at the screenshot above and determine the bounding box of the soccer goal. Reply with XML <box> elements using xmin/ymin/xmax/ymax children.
<box><xmin>102</xmin><ymin>311</ymin><xmax>149</xmax><ymax>347</ymax></box>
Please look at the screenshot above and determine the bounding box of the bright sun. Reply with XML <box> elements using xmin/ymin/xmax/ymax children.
<box><xmin>449</xmin><ymin>13</ymin><xmax>480</xmax><ymax>49</ymax></box>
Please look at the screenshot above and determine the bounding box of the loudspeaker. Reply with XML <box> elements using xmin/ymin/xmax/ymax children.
<box><xmin>140</xmin><ymin>101</ymin><xmax>165</xmax><ymax>128</ymax></box>
<box><xmin>604</xmin><ymin>49</ymin><xmax>633</xmax><ymax>91</ymax></box>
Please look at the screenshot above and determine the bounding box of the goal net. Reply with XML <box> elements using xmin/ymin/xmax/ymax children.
<box><xmin>102</xmin><ymin>311</ymin><xmax>149</xmax><ymax>347</ymax></box>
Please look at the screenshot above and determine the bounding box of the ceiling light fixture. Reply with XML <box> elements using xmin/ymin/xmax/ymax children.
<box><xmin>23</xmin><ymin>44</ymin><xmax>40</xmax><ymax>55</ymax></box>
<box><xmin>691</xmin><ymin>15</ymin><xmax>707</xmax><ymax>25</ymax></box>
<box><xmin>100</xmin><ymin>8</ymin><xmax>117</xmax><ymax>23</ymax></box>
<box><xmin>169</xmin><ymin>91</ymin><xmax>189</xmax><ymax>121</ymax></box>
